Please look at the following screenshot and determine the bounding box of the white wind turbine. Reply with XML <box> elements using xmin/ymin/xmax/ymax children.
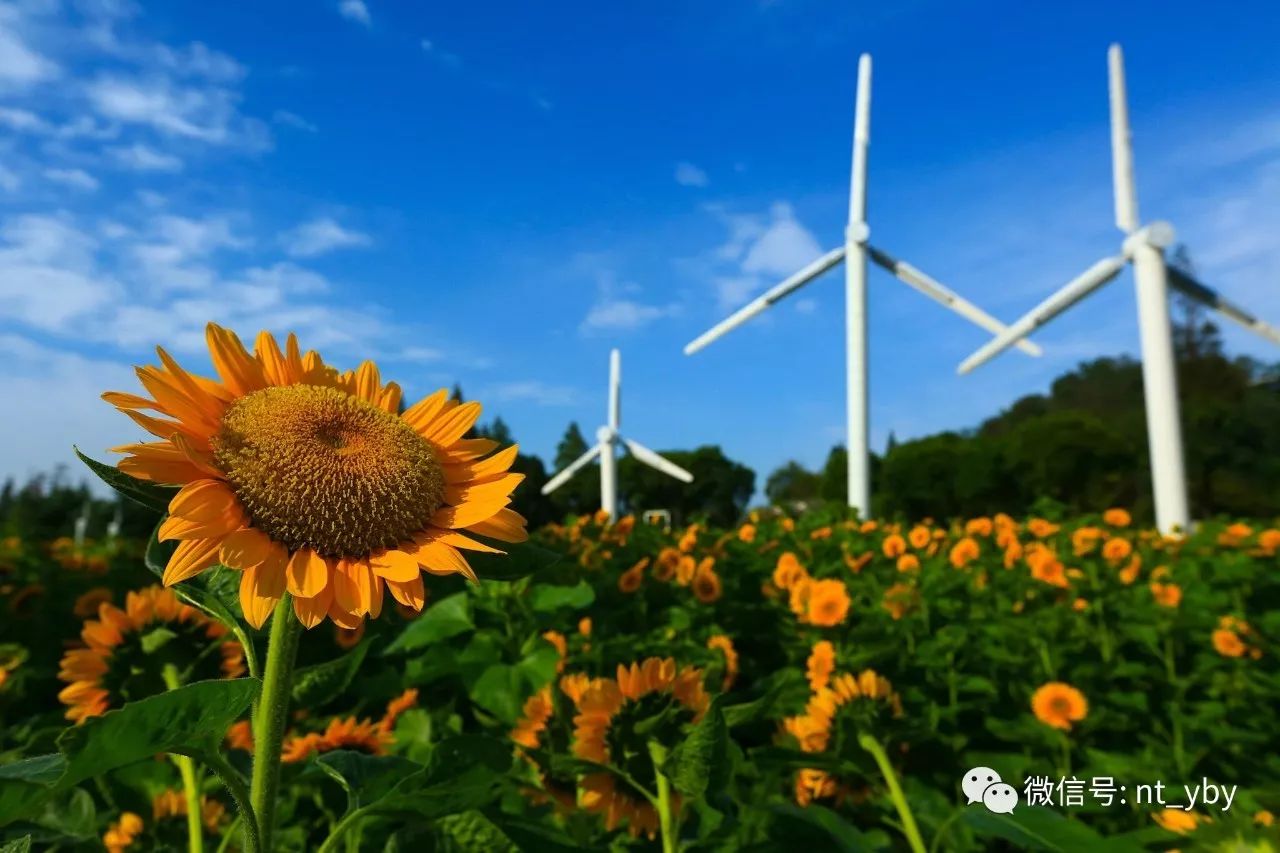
<box><xmin>957</xmin><ymin>44</ymin><xmax>1280</xmax><ymax>534</ymax></box>
<box><xmin>684</xmin><ymin>53</ymin><xmax>1040</xmax><ymax>518</ymax></box>
<box><xmin>541</xmin><ymin>349</ymin><xmax>694</xmax><ymax>520</ymax></box>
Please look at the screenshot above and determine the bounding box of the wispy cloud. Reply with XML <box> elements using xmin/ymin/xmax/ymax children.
<box><xmin>43</xmin><ymin>167</ymin><xmax>100</xmax><ymax>191</ymax></box>
<box><xmin>280</xmin><ymin>217</ymin><xmax>372</xmax><ymax>258</ymax></box>
<box><xmin>338</xmin><ymin>0</ymin><xmax>372</xmax><ymax>28</ymax></box>
<box><xmin>675</xmin><ymin>161</ymin><xmax>709</xmax><ymax>187</ymax></box>
<box><xmin>420</xmin><ymin>38</ymin><xmax>461</xmax><ymax>69</ymax></box>
<box><xmin>109</xmin><ymin>143</ymin><xmax>183</xmax><ymax>172</ymax></box>
<box><xmin>272</xmin><ymin>110</ymin><xmax>318</xmax><ymax>133</ymax></box>
<box><xmin>482</xmin><ymin>380</ymin><xmax>579</xmax><ymax>407</ymax></box>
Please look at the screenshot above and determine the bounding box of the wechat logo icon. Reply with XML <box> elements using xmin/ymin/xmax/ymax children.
<box><xmin>962</xmin><ymin>766</ymin><xmax>1018</xmax><ymax>814</ymax></box>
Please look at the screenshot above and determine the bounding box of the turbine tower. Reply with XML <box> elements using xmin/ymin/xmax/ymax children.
<box><xmin>957</xmin><ymin>45</ymin><xmax>1280</xmax><ymax>534</ymax></box>
<box><xmin>542</xmin><ymin>349</ymin><xmax>694</xmax><ymax>520</ymax></box>
<box><xmin>684</xmin><ymin>53</ymin><xmax>1039</xmax><ymax>518</ymax></box>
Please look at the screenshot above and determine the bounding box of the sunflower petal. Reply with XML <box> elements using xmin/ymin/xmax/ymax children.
<box><xmin>431</xmin><ymin>499</ymin><xmax>510</xmax><ymax>530</ymax></box>
<box><xmin>444</xmin><ymin>472</ymin><xmax>524</xmax><ymax>506</ymax></box>
<box><xmin>406</xmin><ymin>538</ymin><xmax>475</xmax><ymax>582</ymax></box>
<box><xmin>254</xmin><ymin>331</ymin><xmax>293</xmax><ymax>386</ymax></box>
<box><xmin>368</xmin><ymin>549</ymin><xmax>422</xmax><ymax>583</ymax></box>
<box><xmin>441</xmin><ymin>444</ymin><xmax>520</xmax><ymax>484</ymax></box>
<box><xmin>239</xmin><ymin>562</ymin><xmax>285</xmax><ymax>629</ymax></box>
<box><xmin>220</xmin><ymin>527</ymin><xmax>287</xmax><ymax>571</ymax></box>
<box><xmin>441</xmin><ymin>438</ymin><xmax>499</xmax><ymax>462</ymax></box>
<box><xmin>286</xmin><ymin>548</ymin><xmax>330</xmax><ymax>598</ymax></box>
<box><xmin>162</xmin><ymin>538</ymin><xmax>223</xmax><ymax>586</ymax></box>
<box><xmin>158</xmin><ymin>511</ymin><xmax>244</xmax><ymax>542</ymax></box>
<box><xmin>385</xmin><ymin>575</ymin><xmax>425</xmax><ymax>610</ymax></box>
<box><xmin>353</xmin><ymin>361</ymin><xmax>381</xmax><ymax>403</ymax></box>
<box><xmin>168</xmin><ymin>480</ymin><xmax>243</xmax><ymax>524</ymax></box>
<box><xmin>330</xmin><ymin>559</ymin><xmax>368</xmax><ymax>616</ymax></box>
<box><xmin>293</xmin><ymin>584</ymin><xmax>334</xmax><ymax>629</ymax></box>
<box><xmin>420</xmin><ymin>401</ymin><xmax>482</xmax><ymax>447</ymax></box>
<box><xmin>401</xmin><ymin>389</ymin><xmax>449</xmax><ymax>432</ymax></box>
<box><xmin>466</xmin><ymin>508</ymin><xmax>529</xmax><ymax>543</ymax></box>
<box><xmin>427</xmin><ymin>529</ymin><xmax>505</xmax><ymax>554</ymax></box>
<box><xmin>206</xmin><ymin>323</ymin><xmax>267</xmax><ymax>397</ymax></box>
<box><xmin>326</xmin><ymin>598</ymin><xmax>363</xmax><ymax>630</ymax></box>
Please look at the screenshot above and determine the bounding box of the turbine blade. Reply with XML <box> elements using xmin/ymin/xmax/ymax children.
<box><xmin>868</xmin><ymin>245</ymin><xmax>1043</xmax><ymax>357</ymax></box>
<box><xmin>958</xmin><ymin>253</ymin><xmax>1129</xmax><ymax>374</ymax></box>
<box><xmin>541</xmin><ymin>443</ymin><xmax>603</xmax><ymax>494</ymax></box>
<box><xmin>621</xmin><ymin>438</ymin><xmax>694</xmax><ymax>483</ymax></box>
<box><xmin>1109</xmin><ymin>44</ymin><xmax>1140</xmax><ymax>233</ymax></box>
<box><xmin>684</xmin><ymin>247</ymin><xmax>846</xmax><ymax>354</ymax></box>
<box><xmin>609</xmin><ymin>349</ymin><xmax>621</xmax><ymax>430</ymax></box>
<box><xmin>1167</xmin><ymin>267</ymin><xmax>1280</xmax><ymax>347</ymax></box>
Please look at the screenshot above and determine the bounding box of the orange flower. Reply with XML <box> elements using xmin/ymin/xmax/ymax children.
<box><xmin>1031</xmin><ymin>682</ymin><xmax>1088</xmax><ymax>731</ymax></box>
<box><xmin>809</xmin><ymin>526</ymin><xmax>832</xmax><ymax>541</ymax></box>
<box><xmin>706</xmin><ymin>635</ymin><xmax>738</xmax><ymax>691</ymax></box>
<box><xmin>1217</xmin><ymin>522</ymin><xmax>1253</xmax><ymax>547</ymax></box>
<box><xmin>1212</xmin><ymin>629</ymin><xmax>1246</xmax><ymax>658</ymax></box>
<box><xmin>907</xmin><ymin>526</ymin><xmax>931</xmax><ymax>549</ymax></box>
<box><xmin>1003</xmin><ymin>540</ymin><xmax>1023</xmax><ymax>569</ymax></box>
<box><xmin>859</xmin><ymin>520</ymin><xmax>878</xmax><ymax>533</ymax></box>
<box><xmin>949</xmin><ymin>537</ymin><xmax>980</xmax><ymax>569</ymax></box>
<box><xmin>843</xmin><ymin>550</ymin><xmax>873</xmax><ymax>573</ymax></box>
<box><xmin>1118</xmin><ymin>555</ymin><xmax>1142</xmax><ymax>585</ymax></box>
<box><xmin>103</xmin><ymin>812</ymin><xmax>144</xmax><ymax>853</ymax></box>
<box><xmin>737</xmin><ymin>524</ymin><xmax>756</xmax><ymax>543</ymax></box>
<box><xmin>964</xmin><ymin>517</ymin><xmax>993</xmax><ymax>537</ymax></box>
<box><xmin>882</xmin><ymin>583</ymin><xmax>915</xmax><ymax>620</ymax></box>
<box><xmin>1103</xmin><ymin>508</ymin><xmax>1131</xmax><ymax>527</ymax></box>
<box><xmin>692</xmin><ymin>563</ymin><xmax>723</xmax><ymax>604</ymax></box>
<box><xmin>793</xmin><ymin>579</ymin><xmax>851</xmax><ymax>627</ymax></box>
<box><xmin>781</xmin><ymin>518</ymin><xmax>795</xmax><ymax>533</ymax></box>
<box><xmin>226</xmin><ymin>720</ymin><xmax>254</xmax><ymax>752</ymax></box>
<box><xmin>1255</xmin><ymin>528</ymin><xmax>1280</xmax><ymax>555</ymax></box>
<box><xmin>1030</xmin><ymin>556</ymin><xmax>1069</xmax><ymax>589</ymax></box>
<box><xmin>772</xmin><ymin>552</ymin><xmax>808</xmax><ymax>590</ymax></box>
<box><xmin>675</xmin><ymin>555</ymin><xmax>698</xmax><ymax>586</ymax></box>
<box><xmin>578</xmin><ymin>617</ymin><xmax>592</xmax><ymax>637</ymax></box>
<box><xmin>1027</xmin><ymin>518</ymin><xmax>1059</xmax><ymax>538</ymax></box>
<box><xmin>806</xmin><ymin>641</ymin><xmax>836</xmax><ymax>691</ymax></box>
<box><xmin>1149</xmin><ymin>582</ymin><xmax>1182</xmax><ymax>608</ymax></box>
<box><xmin>618</xmin><ymin>558</ymin><xmax>648</xmax><ymax>593</ymax></box>
<box><xmin>678</xmin><ymin>525</ymin><xmax>700</xmax><ymax>553</ymax></box>
<box><xmin>882</xmin><ymin>534</ymin><xmax>906</xmax><ymax>558</ymax></box>
<box><xmin>510</xmin><ymin>685</ymin><xmax>554</xmax><ymax>749</ymax></box>
<box><xmin>1102</xmin><ymin>537</ymin><xmax>1132</xmax><ymax>563</ymax></box>
<box><xmin>896</xmin><ymin>554</ymin><xmax>920</xmax><ymax>573</ymax></box>
<box><xmin>1072</xmin><ymin>526</ymin><xmax>1103</xmax><ymax>556</ymax></box>
<box><xmin>1153</xmin><ymin>807</ymin><xmax>1205</xmax><ymax>835</ymax></box>
<box><xmin>652</xmin><ymin>547</ymin><xmax>680</xmax><ymax>581</ymax></box>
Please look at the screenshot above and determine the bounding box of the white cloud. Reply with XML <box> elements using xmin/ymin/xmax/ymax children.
<box><xmin>395</xmin><ymin>346</ymin><xmax>445</xmax><ymax>363</ymax></box>
<box><xmin>0</xmin><ymin>165</ymin><xmax>18</xmax><ymax>192</ymax></box>
<box><xmin>696</xmin><ymin>201</ymin><xmax>825</xmax><ymax>309</ymax></box>
<box><xmin>675</xmin><ymin>161</ymin><xmax>709</xmax><ymax>187</ymax></box>
<box><xmin>43</xmin><ymin>167</ymin><xmax>100</xmax><ymax>191</ymax></box>
<box><xmin>0</xmin><ymin>27</ymin><xmax>58</xmax><ymax>87</ymax></box>
<box><xmin>109</xmin><ymin>143</ymin><xmax>183</xmax><ymax>172</ymax></box>
<box><xmin>0</xmin><ymin>214</ymin><xmax>119</xmax><ymax>331</ymax></box>
<box><xmin>581</xmin><ymin>298</ymin><xmax>676</xmax><ymax>332</ymax></box>
<box><xmin>272</xmin><ymin>110</ymin><xmax>317</xmax><ymax>133</ymax></box>
<box><xmin>420</xmin><ymin>38</ymin><xmax>461</xmax><ymax>68</ymax></box>
<box><xmin>154</xmin><ymin>41</ymin><xmax>245</xmax><ymax>82</ymax></box>
<box><xmin>338</xmin><ymin>0</ymin><xmax>371</xmax><ymax>27</ymax></box>
<box><xmin>0</xmin><ymin>106</ymin><xmax>50</xmax><ymax>132</ymax></box>
<box><xmin>85</xmin><ymin>75</ymin><xmax>269</xmax><ymax>149</ymax></box>
<box><xmin>739</xmin><ymin>202</ymin><xmax>823</xmax><ymax>276</ymax></box>
<box><xmin>280</xmin><ymin>217</ymin><xmax>372</xmax><ymax>258</ymax></box>
<box><xmin>483</xmin><ymin>380</ymin><xmax>578</xmax><ymax>407</ymax></box>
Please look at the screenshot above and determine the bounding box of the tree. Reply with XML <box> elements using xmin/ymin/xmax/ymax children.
<box><xmin>819</xmin><ymin>445</ymin><xmax>848</xmax><ymax>504</ymax></box>
<box><xmin>548</xmin><ymin>422</ymin><xmax>599</xmax><ymax>518</ymax></box>
<box><xmin>764</xmin><ymin>461</ymin><xmax>821</xmax><ymax>506</ymax></box>
<box><xmin>617</xmin><ymin>445</ymin><xmax>754</xmax><ymax>526</ymax></box>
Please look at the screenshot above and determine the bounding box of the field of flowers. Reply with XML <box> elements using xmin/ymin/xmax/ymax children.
<box><xmin>3</xmin><ymin>502</ymin><xmax>1279</xmax><ymax>851</ymax></box>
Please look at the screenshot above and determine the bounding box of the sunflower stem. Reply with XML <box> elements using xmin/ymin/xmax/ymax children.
<box><xmin>163</xmin><ymin>664</ymin><xmax>205</xmax><ymax>853</ymax></box>
<box><xmin>647</xmin><ymin>741</ymin><xmax>678</xmax><ymax>853</ymax></box>
<box><xmin>198</xmin><ymin>748</ymin><xmax>259</xmax><ymax>853</ymax></box>
<box><xmin>251</xmin><ymin>595</ymin><xmax>303</xmax><ymax>852</ymax></box>
<box><xmin>858</xmin><ymin>733</ymin><xmax>925</xmax><ymax>853</ymax></box>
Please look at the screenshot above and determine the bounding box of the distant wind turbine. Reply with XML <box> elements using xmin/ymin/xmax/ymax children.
<box><xmin>541</xmin><ymin>349</ymin><xmax>693</xmax><ymax>520</ymax></box>
<box><xmin>957</xmin><ymin>44</ymin><xmax>1280</xmax><ymax>534</ymax></box>
<box><xmin>684</xmin><ymin>53</ymin><xmax>1039</xmax><ymax>518</ymax></box>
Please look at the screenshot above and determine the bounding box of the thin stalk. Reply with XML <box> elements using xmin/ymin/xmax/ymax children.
<box><xmin>859</xmin><ymin>733</ymin><xmax>925</xmax><ymax>853</ymax></box>
<box><xmin>250</xmin><ymin>596</ymin><xmax>303</xmax><ymax>852</ymax></box>
<box><xmin>316</xmin><ymin>807</ymin><xmax>368</xmax><ymax>853</ymax></box>
<box><xmin>647</xmin><ymin>742</ymin><xmax>678</xmax><ymax>853</ymax></box>
<box><xmin>1163</xmin><ymin>636</ymin><xmax>1187</xmax><ymax>776</ymax></box>
<box><xmin>197</xmin><ymin>748</ymin><xmax>259</xmax><ymax>853</ymax></box>
<box><xmin>162</xmin><ymin>664</ymin><xmax>205</xmax><ymax>853</ymax></box>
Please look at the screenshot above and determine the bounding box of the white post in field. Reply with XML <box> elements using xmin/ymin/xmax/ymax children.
<box><xmin>599</xmin><ymin>349</ymin><xmax>621</xmax><ymax>519</ymax></box>
<box><xmin>845</xmin><ymin>52</ymin><xmax>872</xmax><ymax>518</ymax></box>
<box><xmin>1109</xmin><ymin>44</ymin><xmax>1190</xmax><ymax>534</ymax></box>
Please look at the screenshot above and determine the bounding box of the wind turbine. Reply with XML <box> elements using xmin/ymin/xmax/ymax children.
<box><xmin>957</xmin><ymin>44</ymin><xmax>1280</xmax><ymax>534</ymax></box>
<box><xmin>683</xmin><ymin>53</ymin><xmax>1040</xmax><ymax>518</ymax></box>
<box><xmin>542</xmin><ymin>349</ymin><xmax>694</xmax><ymax>520</ymax></box>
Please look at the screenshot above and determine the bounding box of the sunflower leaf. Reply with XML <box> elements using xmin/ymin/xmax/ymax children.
<box><xmin>292</xmin><ymin>641</ymin><xmax>371</xmax><ymax>708</ymax></box>
<box><xmin>144</xmin><ymin>520</ymin><xmax>244</xmax><ymax>633</ymax></box>
<box><xmin>73</xmin><ymin>447</ymin><xmax>176</xmax><ymax>515</ymax></box>
<box><xmin>0</xmin><ymin>836</ymin><xmax>32</xmax><ymax>853</ymax></box>
<box><xmin>529</xmin><ymin>581</ymin><xmax>594</xmax><ymax>612</ymax></box>
<box><xmin>665</xmin><ymin>696</ymin><xmax>730</xmax><ymax>799</ymax></box>
<box><xmin>465</xmin><ymin>540</ymin><xmax>563</xmax><ymax>581</ymax></box>
<box><xmin>315</xmin><ymin>751</ymin><xmax>423</xmax><ymax>814</ymax></box>
<box><xmin>383</xmin><ymin>593</ymin><xmax>473</xmax><ymax>655</ymax></box>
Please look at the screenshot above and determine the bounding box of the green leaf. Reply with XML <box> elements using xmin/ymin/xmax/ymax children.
<box><xmin>515</xmin><ymin>641</ymin><xmax>561</xmax><ymax>691</ymax></box>
<box><xmin>0</xmin><ymin>837</ymin><xmax>32</xmax><ymax>853</ymax></box>
<box><xmin>529</xmin><ymin>581</ymin><xmax>594</xmax><ymax>613</ymax></box>
<box><xmin>766</xmin><ymin>803</ymin><xmax>876</xmax><ymax>852</ymax></box>
<box><xmin>357</xmin><ymin>736</ymin><xmax>511</xmax><ymax>820</ymax></box>
<box><xmin>465</xmin><ymin>540</ymin><xmax>563</xmax><ymax>581</ymax></box>
<box><xmin>315</xmin><ymin>751</ymin><xmax>424</xmax><ymax>814</ymax></box>
<box><xmin>962</xmin><ymin>805</ymin><xmax>1108</xmax><ymax>851</ymax></box>
<box><xmin>140</xmin><ymin>627</ymin><xmax>178</xmax><ymax>654</ymax></box>
<box><xmin>57</xmin><ymin>678</ymin><xmax>260</xmax><ymax>789</ymax></box>
<box><xmin>292</xmin><ymin>642</ymin><xmax>371</xmax><ymax>708</ymax></box>
<box><xmin>0</xmin><ymin>757</ymin><xmax>67</xmax><ymax>827</ymax></box>
<box><xmin>74</xmin><ymin>447</ymin><xmax>176</xmax><ymax>514</ymax></box>
<box><xmin>666</xmin><ymin>697</ymin><xmax>730</xmax><ymax>799</ymax></box>
<box><xmin>468</xmin><ymin>664</ymin><xmax>523</xmax><ymax>723</ymax></box>
<box><xmin>144</xmin><ymin>521</ymin><xmax>244</xmax><ymax>631</ymax></box>
<box><xmin>383</xmin><ymin>593</ymin><xmax>474</xmax><ymax>655</ymax></box>
<box><xmin>482</xmin><ymin>812</ymin><xmax>584</xmax><ymax>853</ymax></box>
<box><xmin>32</xmin><ymin>788</ymin><xmax>95</xmax><ymax>840</ymax></box>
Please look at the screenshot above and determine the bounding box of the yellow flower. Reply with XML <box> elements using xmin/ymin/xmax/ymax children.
<box><xmin>58</xmin><ymin>586</ymin><xmax>244</xmax><ymax>723</ymax></box>
<box><xmin>1254</xmin><ymin>810</ymin><xmax>1274</xmax><ymax>827</ymax></box>
<box><xmin>706</xmin><ymin>635</ymin><xmax>738</xmax><ymax>691</ymax></box>
<box><xmin>882</xmin><ymin>534</ymin><xmax>906</xmax><ymax>558</ymax></box>
<box><xmin>737</xmin><ymin>523</ymin><xmax>756</xmax><ymax>543</ymax></box>
<box><xmin>806</xmin><ymin>641</ymin><xmax>836</xmax><ymax>691</ymax></box>
<box><xmin>653</xmin><ymin>547</ymin><xmax>680</xmax><ymax>581</ymax></box>
<box><xmin>1119</xmin><ymin>555</ymin><xmax>1142</xmax><ymax>585</ymax></box>
<box><xmin>1030</xmin><ymin>682</ymin><xmax>1087</xmax><ymax>731</ymax></box>
<box><xmin>103</xmin><ymin>323</ymin><xmax>527</xmax><ymax>629</ymax></box>
<box><xmin>772</xmin><ymin>552</ymin><xmax>808</xmax><ymax>590</ymax></box>
<box><xmin>618</xmin><ymin>557</ymin><xmax>648</xmax><ymax>593</ymax></box>
<box><xmin>571</xmin><ymin>658</ymin><xmax>708</xmax><ymax>839</ymax></box>
<box><xmin>964</xmin><ymin>517</ymin><xmax>992</xmax><ymax>537</ymax></box>
<box><xmin>1027</xmin><ymin>518</ymin><xmax>1059</xmax><ymax>538</ymax></box>
<box><xmin>1071</xmin><ymin>526</ymin><xmax>1103</xmax><ymax>556</ymax></box>
<box><xmin>1103</xmin><ymin>508</ymin><xmax>1131</xmax><ymax>527</ymax></box>
<box><xmin>1101</xmin><ymin>537</ymin><xmax>1132</xmax><ymax>564</ymax></box>
<box><xmin>1153</xmin><ymin>807</ymin><xmax>1205</xmax><ymax>835</ymax></box>
<box><xmin>578</xmin><ymin>617</ymin><xmax>592</xmax><ymax>637</ymax></box>
<box><xmin>791</xmin><ymin>579</ymin><xmax>851</xmax><ymax>627</ymax></box>
<box><xmin>907</xmin><ymin>526</ymin><xmax>931</xmax><ymax>549</ymax></box>
<box><xmin>1149</xmin><ymin>582</ymin><xmax>1182</xmax><ymax>608</ymax></box>
<box><xmin>692</xmin><ymin>563</ymin><xmax>723</xmax><ymax>604</ymax></box>
<box><xmin>949</xmin><ymin>537</ymin><xmax>980</xmax><ymax>569</ymax></box>
<box><xmin>511</xmin><ymin>685</ymin><xmax>554</xmax><ymax>749</ymax></box>
<box><xmin>1212</xmin><ymin>628</ymin><xmax>1247</xmax><ymax>658</ymax></box>
<box><xmin>103</xmin><ymin>811</ymin><xmax>144</xmax><ymax>853</ymax></box>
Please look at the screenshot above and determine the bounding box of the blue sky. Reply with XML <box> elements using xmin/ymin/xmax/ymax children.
<box><xmin>1</xmin><ymin>0</ymin><xmax>1278</xmax><ymax>498</ymax></box>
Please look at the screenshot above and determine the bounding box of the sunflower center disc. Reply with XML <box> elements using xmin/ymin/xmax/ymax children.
<box><xmin>212</xmin><ymin>384</ymin><xmax>445</xmax><ymax>558</ymax></box>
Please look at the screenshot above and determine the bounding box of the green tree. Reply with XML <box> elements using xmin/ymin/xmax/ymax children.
<box><xmin>548</xmin><ymin>422</ymin><xmax>599</xmax><ymax>519</ymax></box>
<box><xmin>764</xmin><ymin>461</ymin><xmax>821</xmax><ymax>506</ymax></box>
<box><xmin>617</xmin><ymin>445</ymin><xmax>754</xmax><ymax>526</ymax></box>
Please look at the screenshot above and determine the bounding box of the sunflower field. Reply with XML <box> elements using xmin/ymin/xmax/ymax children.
<box><xmin>1</xmin><ymin>325</ymin><xmax>1279</xmax><ymax>852</ymax></box>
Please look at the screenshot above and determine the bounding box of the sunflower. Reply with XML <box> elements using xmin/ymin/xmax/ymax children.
<box><xmin>692</xmin><ymin>562</ymin><xmax>722</xmax><ymax>603</ymax></box>
<box><xmin>571</xmin><ymin>658</ymin><xmax>709</xmax><ymax>839</ymax></box>
<box><xmin>949</xmin><ymin>537</ymin><xmax>980</xmax><ymax>569</ymax></box>
<box><xmin>153</xmin><ymin>789</ymin><xmax>228</xmax><ymax>833</ymax></box>
<box><xmin>72</xmin><ymin>587</ymin><xmax>115</xmax><ymax>619</ymax></box>
<box><xmin>618</xmin><ymin>558</ymin><xmax>648</xmax><ymax>593</ymax></box>
<box><xmin>103</xmin><ymin>812</ymin><xmax>144</xmax><ymax>853</ymax></box>
<box><xmin>653</xmin><ymin>548</ymin><xmax>680</xmax><ymax>581</ymax></box>
<box><xmin>1030</xmin><ymin>682</ymin><xmax>1087</xmax><ymax>731</ymax></box>
<box><xmin>895</xmin><ymin>554</ymin><xmax>919</xmax><ymax>573</ymax></box>
<box><xmin>806</xmin><ymin>641</ymin><xmax>835</xmax><ymax>691</ymax></box>
<box><xmin>881</xmin><ymin>534</ymin><xmax>906</xmax><ymax>558</ymax></box>
<box><xmin>103</xmin><ymin>323</ymin><xmax>527</xmax><ymax>630</ymax></box>
<box><xmin>1149</xmin><ymin>581</ymin><xmax>1182</xmax><ymax>608</ymax></box>
<box><xmin>58</xmin><ymin>586</ymin><xmax>244</xmax><ymax>723</ymax></box>
<box><xmin>543</xmin><ymin>630</ymin><xmax>568</xmax><ymax>673</ymax></box>
<box><xmin>1102</xmin><ymin>537</ymin><xmax>1133</xmax><ymax>563</ymax></box>
<box><xmin>1153</xmin><ymin>807</ymin><xmax>1206</xmax><ymax>834</ymax></box>
<box><xmin>1258</xmin><ymin>529</ymin><xmax>1280</xmax><ymax>556</ymax></box>
<box><xmin>882</xmin><ymin>583</ymin><xmax>916</xmax><ymax>620</ymax></box>
<box><xmin>790</xmin><ymin>579</ymin><xmax>851</xmax><ymax>627</ymax></box>
<box><xmin>737</xmin><ymin>523</ymin><xmax>756</xmax><ymax>543</ymax></box>
<box><xmin>1118</xmin><ymin>555</ymin><xmax>1142</xmax><ymax>585</ymax></box>
<box><xmin>1103</xmin><ymin>508</ymin><xmax>1131</xmax><ymax>527</ymax></box>
<box><xmin>1027</xmin><ymin>518</ymin><xmax>1060</xmax><ymax>538</ymax></box>
<box><xmin>1072</xmin><ymin>526</ymin><xmax>1103</xmax><ymax>556</ymax></box>
<box><xmin>964</xmin><ymin>517</ymin><xmax>993</xmax><ymax>537</ymax></box>
<box><xmin>511</xmin><ymin>685</ymin><xmax>554</xmax><ymax>748</ymax></box>
<box><xmin>706</xmin><ymin>635</ymin><xmax>738</xmax><ymax>691</ymax></box>
<box><xmin>772</xmin><ymin>552</ymin><xmax>808</xmax><ymax>590</ymax></box>
<box><xmin>281</xmin><ymin>689</ymin><xmax>417</xmax><ymax>761</ymax></box>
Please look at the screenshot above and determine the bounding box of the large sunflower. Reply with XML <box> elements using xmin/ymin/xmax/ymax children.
<box><xmin>58</xmin><ymin>586</ymin><xmax>245</xmax><ymax>723</ymax></box>
<box><xmin>104</xmin><ymin>323</ymin><xmax>528</xmax><ymax>629</ymax></box>
<box><xmin>571</xmin><ymin>658</ymin><xmax>709</xmax><ymax>839</ymax></box>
